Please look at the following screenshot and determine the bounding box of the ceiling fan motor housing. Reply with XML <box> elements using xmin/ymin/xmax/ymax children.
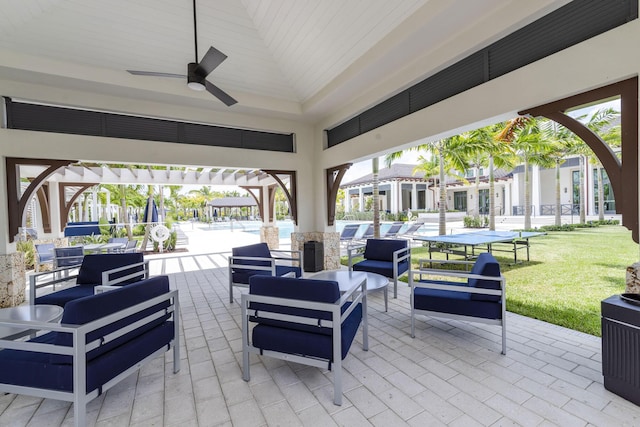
<box><xmin>187</xmin><ymin>63</ymin><xmax>206</xmax><ymax>91</ymax></box>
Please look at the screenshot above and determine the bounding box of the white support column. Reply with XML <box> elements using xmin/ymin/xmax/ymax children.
<box><xmin>411</xmin><ymin>183</ymin><xmax>417</xmax><ymax>211</ymax></box>
<box><xmin>358</xmin><ymin>188</ymin><xmax>364</xmax><ymax>212</ymax></box>
<box><xmin>92</xmin><ymin>188</ymin><xmax>98</xmax><ymax>221</ymax></box>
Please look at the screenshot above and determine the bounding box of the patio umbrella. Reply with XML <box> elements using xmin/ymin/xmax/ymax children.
<box><xmin>143</xmin><ymin>197</ymin><xmax>158</xmax><ymax>224</ymax></box>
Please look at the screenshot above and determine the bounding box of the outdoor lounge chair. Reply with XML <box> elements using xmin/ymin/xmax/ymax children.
<box><xmin>383</xmin><ymin>221</ymin><xmax>405</xmax><ymax>238</ymax></box>
<box><xmin>241</xmin><ymin>275</ymin><xmax>368</xmax><ymax>405</ymax></box>
<box><xmin>410</xmin><ymin>252</ymin><xmax>506</xmax><ymax>354</ymax></box>
<box><xmin>339</xmin><ymin>224</ymin><xmax>361</xmax><ymax>246</ymax></box>
<box><xmin>228</xmin><ymin>243</ymin><xmax>302</xmax><ymax>303</ymax></box>
<box><xmin>348</xmin><ymin>238</ymin><xmax>410</xmax><ymax>299</ymax></box>
<box><xmin>398</xmin><ymin>222</ymin><xmax>424</xmax><ymax>239</ymax></box>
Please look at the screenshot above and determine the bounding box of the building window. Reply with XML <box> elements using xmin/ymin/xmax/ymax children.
<box><xmin>454</xmin><ymin>191</ymin><xmax>467</xmax><ymax>212</ymax></box>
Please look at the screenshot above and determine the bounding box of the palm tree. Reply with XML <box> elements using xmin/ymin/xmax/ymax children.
<box><xmin>497</xmin><ymin>117</ymin><xmax>555</xmax><ymax>230</ymax></box>
<box><xmin>467</xmin><ymin>126</ymin><xmax>517</xmax><ymax>230</ymax></box>
<box><xmin>386</xmin><ymin>136</ymin><xmax>471</xmax><ymax>235</ymax></box>
<box><xmin>411</xmin><ymin>155</ymin><xmax>439</xmax><ymax>210</ymax></box>
<box><xmin>100</xmin><ymin>184</ymin><xmax>144</xmax><ymax>239</ymax></box>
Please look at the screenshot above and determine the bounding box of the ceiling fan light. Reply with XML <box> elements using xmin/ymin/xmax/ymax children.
<box><xmin>187</xmin><ymin>81</ymin><xmax>205</xmax><ymax>91</ymax></box>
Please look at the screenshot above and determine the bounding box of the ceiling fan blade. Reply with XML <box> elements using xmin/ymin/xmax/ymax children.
<box><xmin>127</xmin><ymin>70</ymin><xmax>186</xmax><ymax>79</ymax></box>
<box><xmin>195</xmin><ymin>46</ymin><xmax>227</xmax><ymax>76</ymax></box>
<box><xmin>204</xmin><ymin>80</ymin><xmax>237</xmax><ymax>106</ymax></box>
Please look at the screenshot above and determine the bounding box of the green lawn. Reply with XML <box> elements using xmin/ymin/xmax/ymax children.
<box><xmin>409</xmin><ymin>225</ymin><xmax>638</xmax><ymax>336</ymax></box>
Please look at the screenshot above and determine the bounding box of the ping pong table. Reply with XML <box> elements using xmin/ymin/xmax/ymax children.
<box><xmin>413</xmin><ymin>230</ymin><xmax>545</xmax><ymax>264</ymax></box>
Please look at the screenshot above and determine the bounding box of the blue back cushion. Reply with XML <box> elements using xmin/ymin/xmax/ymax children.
<box><xmin>468</xmin><ymin>253</ymin><xmax>502</xmax><ymax>301</ymax></box>
<box><xmin>249</xmin><ymin>275</ymin><xmax>340</xmax><ymax>334</ymax></box>
<box><xmin>51</xmin><ymin>275</ymin><xmax>171</xmax><ymax>364</ymax></box>
<box><xmin>77</xmin><ymin>253</ymin><xmax>144</xmax><ymax>285</ymax></box>
<box><xmin>232</xmin><ymin>243</ymin><xmax>272</xmax><ymax>267</ymax></box>
<box><xmin>363</xmin><ymin>239</ymin><xmax>407</xmax><ymax>262</ymax></box>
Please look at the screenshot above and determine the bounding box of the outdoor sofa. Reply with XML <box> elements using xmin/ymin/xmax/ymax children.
<box><xmin>0</xmin><ymin>275</ymin><xmax>180</xmax><ymax>427</ymax></box>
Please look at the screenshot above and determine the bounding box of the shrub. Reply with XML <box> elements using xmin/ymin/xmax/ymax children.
<box><xmin>16</xmin><ymin>240</ymin><xmax>35</xmax><ymax>269</ymax></box>
<box><xmin>463</xmin><ymin>215</ymin><xmax>488</xmax><ymax>228</ymax></box>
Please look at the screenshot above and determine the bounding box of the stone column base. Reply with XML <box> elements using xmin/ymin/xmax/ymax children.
<box><xmin>291</xmin><ymin>231</ymin><xmax>340</xmax><ymax>271</ymax></box>
<box><xmin>260</xmin><ymin>226</ymin><xmax>279</xmax><ymax>250</ymax></box>
<box><xmin>626</xmin><ymin>262</ymin><xmax>640</xmax><ymax>293</ymax></box>
<box><xmin>0</xmin><ymin>252</ymin><xmax>26</xmax><ymax>308</ymax></box>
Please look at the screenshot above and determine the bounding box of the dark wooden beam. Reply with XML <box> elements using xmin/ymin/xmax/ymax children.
<box><xmin>326</xmin><ymin>163</ymin><xmax>352</xmax><ymax>226</ymax></box>
<box><xmin>5</xmin><ymin>157</ymin><xmax>75</xmax><ymax>242</ymax></box>
<box><xmin>261</xmin><ymin>170</ymin><xmax>297</xmax><ymax>225</ymax></box>
<box><xmin>58</xmin><ymin>183</ymin><xmax>97</xmax><ymax>230</ymax></box>
<box><xmin>519</xmin><ymin>77</ymin><xmax>638</xmax><ymax>242</ymax></box>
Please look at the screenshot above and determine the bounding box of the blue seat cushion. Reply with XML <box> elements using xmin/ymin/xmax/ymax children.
<box><xmin>77</xmin><ymin>253</ymin><xmax>145</xmax><ymax>285</ymax></box>
<box><xmin>362</xmin><ymin>239</ymin><xmax>407</xmax><ymax>262</ymax></box>
<box><xmin>0</xmin><ymin>321</ymin><xmax>174</xmax><ymax>394</ymax></box>
<box><xmin>35</xmin><ymin>285</ymin><xmax>96</xmax><ymax>308</ymax></box>
<box><xmin>414</xmin><ymin>285</ymin><xmax>502</xmax><ymax>320</ymax></box>
<box><xmin>252</xmin><ymin>302</ymin><xmax>362</xmax><ymax>361</ymax></box>
<box><xmin>49</xmin><ymin>276</ymin><xmax>171</xmax><ymax>365</ymax></box>
<box><xmin>353</xmin><ymin>259</ymin><xmax>409</xmax><ymax>278</ymax></box>
<box><xmin>468</xmin><ymin>253</ymin><xmax>501</xmax><ymax>302</ymax></box>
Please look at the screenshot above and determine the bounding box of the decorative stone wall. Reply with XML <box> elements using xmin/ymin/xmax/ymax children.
<box><xmin>260</xmin><ymin>226</ymin><xmax>279</xmax><ymax>250</ymax></box>
<box><xmin>291</xmin><ymin>231</ymin><xmax>341</xmax><ymax>271</ymax></box>
<box><xmin>0</xmin><ymin>252</ymin><xmax>26</xmax><ymax>308</ymax></box>
<box><xmin>626</xmin><ymin>262</ymin><xmax>640</xmax><ymax>294</ymax></box>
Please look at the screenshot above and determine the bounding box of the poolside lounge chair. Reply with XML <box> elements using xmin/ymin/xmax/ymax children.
<box><xmin>384</xmin><ymin>222</ymin><xmax>405</xmax><ymax>238</ymax></box>
<box><xmin>398</xmin><ymin>222</ymin><xmax>423</xmax><ymax>239</ymax></box>
<box><xmin>339</xmin><ymin>224</ymin><xmax>361</xmax><ymax>246</ymax></box>
<box><xmin>361</xmin><ymin>224</ymin><xmax>375</xmax><ymax>239</ymax></box>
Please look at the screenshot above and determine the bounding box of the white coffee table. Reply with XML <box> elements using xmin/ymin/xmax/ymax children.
<box><xmin>309</xmin><ymin>270</ymin><xmax>389</xmax><ymax>312</ymax></box>
<box><xmin>0</xmin><ymin>305</ymin><xmax>64</xmax><ymax>340</ymax></box>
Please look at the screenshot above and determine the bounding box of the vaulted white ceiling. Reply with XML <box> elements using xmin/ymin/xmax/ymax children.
<box><xmin>0</xmin><ymin>0</ymin><xmax>569</xmax><ymax>121</ymax></box>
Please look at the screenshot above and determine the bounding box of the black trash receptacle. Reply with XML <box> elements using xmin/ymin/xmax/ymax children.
<box><xmin>602</xmin><ymin>294</ymin><xmax>640</xmax><ymax>406</ymax></box>
<box><xmin>304</xmin><ymin>241</ymin><xmax>324</xmax><ymax>272</ymax></box>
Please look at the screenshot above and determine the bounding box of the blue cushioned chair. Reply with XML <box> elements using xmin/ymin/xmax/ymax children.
<box><xmin>228</xmin><ymin>243</ymin><xmax>302</xmax><ymax>303</ymax></box>
<box><xmin>31</xmin><ymin>252</ymin><xmax>148</xmax><ymax>307</ymax></box>
<box><xmin>348</xmin><ymin>238</ymin><xmax>410</xmax><ymax>299</ymax></box>
<box><xmin>241</xmin><ymin>275</ymin><xmax>368</xmax><ymax>405</ymax></box>
<box><xmin>410</xmin><ymin>252</ymin><xmax>506</xmax><ymax>354</ymax></box>
<box><xmin>54</xmin><ymin>245</ymin><xmax>84</xmax><ymax>268</ymax></box>
<box><xmin>0</xmin><ymin>275</ymin><xmax>180</xmax><ymax>427</ymax></box>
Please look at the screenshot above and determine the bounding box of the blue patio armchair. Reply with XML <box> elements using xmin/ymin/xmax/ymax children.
<box><xmin>228</xmin><ymin>243</ymin><xmax>302</xmax><ymax>303</ymax></box>
<box><xmin>348</xmin><ymin>238</ymin><xmax>410</xmax><ymax>299</ymax></box>
<box><xmin>241</xmin><ymin>275</ymin><xmax>368</xmax><ymax>405</ymax></box>
<box><xmin>410</xmin><ymin>252</ymin><xmax>506</xmax><ymax>354</ymax></box>
<box><xmin>53</xmin><ymin>246</ymin><xmax>84</xmax><ymax>268</ymax></box>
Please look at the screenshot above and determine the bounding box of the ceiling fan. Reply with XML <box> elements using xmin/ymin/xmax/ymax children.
<box><xmin>127</xmin><ymin>0</ymin><xmax>237</xmax><ymax>106</ymax></box>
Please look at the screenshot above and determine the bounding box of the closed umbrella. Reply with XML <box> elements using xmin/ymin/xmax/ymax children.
<box><xmin>143</xmin><ymin>197</ymin><xmax>158</xmax><ymax>224</ymax></box>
